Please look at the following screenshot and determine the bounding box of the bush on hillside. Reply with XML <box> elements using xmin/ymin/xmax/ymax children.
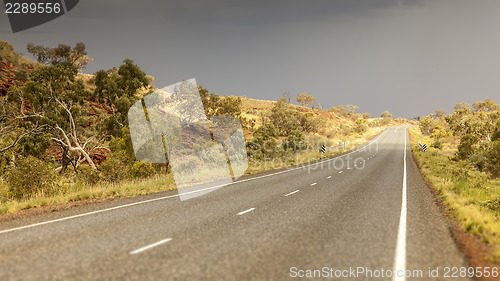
<box><xmin>129</xmin><ymin>161</ymin><xmax>156</xmax><ymax>179</ymax></box>
<box><xmin>486</xmin><ymin>140</ymin><xmax>500</xmax><ymax>178</ymax></box>
<box><xmin>283</xmin><ymin>130</ymin><xmax>307</xmax><ymax>152</ymax></box>
<box><xmin>246</xmin><ymin>124</ymin><xmax>280</xmax><ymax>160</ymax></box>
<box><xmin>100</xmin><ymin>152</ymin><xmax>131</xmax><ymax>182</ymax></box>
<box><xmin>6</xmin><ymin>156</ymin><xmax>58</xmax><ymax>199</ymax></box>
<box><xmin>455</xmin><ymin>134</ymin><xmax>478</xmax><ymax>161</ymax></box>
<box><xmin>77</xmin><ymin>164</ymin><xmax>100</xmax><ymax>186</ymax></box>
<box><xmin>431</xmin><ymin>140</ymin><xmax>443</xmax><ymax>150</ymax></box>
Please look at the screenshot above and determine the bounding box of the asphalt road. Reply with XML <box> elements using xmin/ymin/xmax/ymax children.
<box><xmin>0</xmin><ymin>127</ymin><xmax>471</xmax><ymax>280</ymax></box>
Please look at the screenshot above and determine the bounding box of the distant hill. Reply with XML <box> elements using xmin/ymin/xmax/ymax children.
<box><xmin>0</xmin><ymin>41</ymin><xmax>39</xmax><ymax>96</ymax></box>
<box><xmin>0</xmin><ymin>41</ymin><xmax>409</xmax><ymax>148</ymax></box>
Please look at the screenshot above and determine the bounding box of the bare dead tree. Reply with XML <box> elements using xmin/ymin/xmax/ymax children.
<box><xmin>0</xmin><ymin>96</ymin><xmax>47</xmax><ymax>154</ymax></box>
<box><xmin>51</xmin><ymin>98</ymin><xmax>101</xmax><ymax>174</ymax></box>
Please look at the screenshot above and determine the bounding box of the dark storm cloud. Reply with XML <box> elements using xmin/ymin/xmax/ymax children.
<box><xmin>69</xmin><ymin>0</ymin><xmax>424</xmax><ymax>24</ymax></box>
<box><xmin>2</xmin><ymin>0</ymin><xmax>499</xmax><ymax>117</ymax></box>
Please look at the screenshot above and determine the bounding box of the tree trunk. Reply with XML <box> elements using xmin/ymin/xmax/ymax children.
<box><xmin>76</xmin><ymin>147</ymin><xmax>96</xmax><ymax>169</ymax></box>
<box><xmin>59</xmin><ymin>147</ymin><xmax>70</xmax><ymax>175</ymax></box>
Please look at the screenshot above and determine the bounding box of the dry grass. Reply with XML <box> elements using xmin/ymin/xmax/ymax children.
<box><xmin>0</xmin><ymin>126</ymin><xmax>388</xmax><ymax>216</ymax></box>
<box><xmin>245</xmin><ymin>126</ymin><xmax>386</xmax><ymax>174</ymax></box>
<box><xmin>410</xmin><ymin>127</ymin><xmax>500</xmax><ymax>261</ymax></box>
<box><xmin>0</xmin><ymin>175</ymin><xmax>176</xmax><ymax>215</ymax></box>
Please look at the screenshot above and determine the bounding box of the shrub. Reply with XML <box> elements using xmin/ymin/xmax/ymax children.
<box><xmin>129</xmin><ymin>161</ymin><xmax>156</xmax><ymax>179</ymax></box>
<box><xmin>354</xmin><ymin>119</ymin><xmax>368</xmax><ymax>134</ymax></box>
<box><xmin>77</xmin><ymin>165</ymin><xmax>100</xmax><ymax>185</ymax></box>
<box><xmin>431</xmin><ymin>140</ymin><xmax>443</xmax><ymax>150</ymax></box>
<box><xmin>17</xmin><ymin>134</ymin><xmax>52</xmax><ymax>158</ymax></box>
<box><xmin>470</xmin><ymin>153</ymin><xmax>487</xmax><ymax>172</ymax></box>
<box><xmin>486</xmin><ymin>140</ymin><xmax>500</xmax><ymax>178</ymax></box>
<box><xmin>283</xmin><ymin>130</ymin><xmax>307</xmax><ymax>152</ymax></box>
<box><xmin>176</xmin><ymin>156</ymin><xmax>199</xmax><ymax>173</ymax></box>
<box><xmin>6</xmin><ymin>156</ymin><xmax>58</xmax><ymax>199</ymax></box>
<box><xmin>270</xmin><ymin>99</ymin><xmax>301</xmax><ymax>135</ymax></box>
<box><xmin>246</xmin><ymin>124</ymin><xmax>279</xmax><ymax>161</ymax></box>
<box><xmin>419</xmin><ymin>116</ymin><xmax>437</xmax><ymax>135</ymax></box>
<box><xmin>100</xmin><ymin>152</ymin><xmax>130</xmax><ymax>182</ymax></box>
<box><xmin>430</xmin><ymin>125</ymin><xmax>448</xmax><ymax>140</ymax></box>
<box><xmin>340</xmin><ymin>124</ymin><xmax>353</xmax><ymax>136</ymax></box>
<box><xmin>493</xmin><ymin>121</ymin><xmax>500</xmax><ymax>142</ymax></box>
<box><xmin>381</xmin><ymin>111</ymin><xmax>392</xmax><ymax>118</ymax></box>
<box><xmin>456</xmin><ymin>134</ymin><xmax>478</xmax><ymax>160</ymax></box>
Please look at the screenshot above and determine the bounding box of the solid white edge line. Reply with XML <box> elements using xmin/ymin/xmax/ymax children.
<box><xmin>129</xmin><ymin>238</ymin><xmax>172</xmax><ymax>255</ymax></box>
<box><xmin>392</xmin><ymin>128</ymin><xmax>407</xmax><ymax>281</ymax></box>
<box><xmin>0</xmin><ymin>128</ymin><xmax>390</xmax><ymax>235</ymax></box>
<box><xmin>237</xmin><ymin>208</ymin><xmax>256</xmax><ymax>215</ymax></box>
<box><xmin>0</xmin><ymin>183</ymin><xmax>230</xmax><ymax>235</ymax></box>
<box><xmin>285</xmin><ymin>190</ymin><xmax>300</xmax><ymax>197</ymax></box>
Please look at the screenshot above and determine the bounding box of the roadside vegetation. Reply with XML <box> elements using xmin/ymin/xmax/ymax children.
<box><xmin>0</xmin><ymin>41</ymin><xmax>411</xmax><ymax>216</ymax></box>
<box><xmin>411</xmin><ymin>100</ymin><xmax>500</xmax><ymax>261</ymax></box>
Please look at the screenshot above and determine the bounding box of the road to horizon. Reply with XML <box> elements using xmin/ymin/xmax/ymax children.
<box><xmin>0</xmin><ymin>127</ymin><xmax>471</xmax><ymax>280</ymax></box>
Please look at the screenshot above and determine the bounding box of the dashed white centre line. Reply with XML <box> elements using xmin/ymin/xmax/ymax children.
<box><xmin>0</xmin><ymin>129</ymin><xmax>391</xmax><ymax>236</ymax></box>
<box><xmin>310</xmin><ymin>183</ymin><xmax>317</xmax><ymax>186</ymax></box>
<box><xmin>285</xmin><ymin>190</ymin><xmax>300</xmax><ymax>197</ymax></box>
<box><xmin>339</xmin><ymin>171</ymin><xmax>343</xmax><ymax>174</ymax></box>
<box><xmin>327</xmin><ymin>176</ymin><xmax>332</xmax><ymax>179</ymax></box>
<box><xmin>130</xmin><ymin>238</ymin><xmax>172</xmax><ymax>255</ymax></box>
<box><xmin>237</xmin><ymin>208</ymin><xmax>256</xmax><ymax>216</ymax></box>
<box><xmin>392</xmin><ymin>129</ymin><xmax>407</xmax><ymax>281</ymax></box>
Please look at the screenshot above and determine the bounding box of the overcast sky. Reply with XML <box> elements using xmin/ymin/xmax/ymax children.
<box><xmin>1</xmin><ymin>0</ymin><xmax>500</xmax><ymax>117</ymax></box>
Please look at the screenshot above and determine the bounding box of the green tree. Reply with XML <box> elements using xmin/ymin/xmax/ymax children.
<box><xmin>17</xmin><ymin>61</ymin><xmax>104</xmax><ymax>174</ymax></box>
<box><xmin>0</xmin><ymin>95</ymin><xmax>46</xmax><ymax>155</ymax></box>
<box><xmin>296</xmin><ymin>92</ymin><xmax>316</xmax><ymax>108</ymax></box>
<box><xmin>346</xmin><ymin>104</ymin><xmax>359</xmax><ymax>119</ymax></box>
<box><xmin>472</xmin><ymin>98</ymin><xmax>500</xmax><ymax>112</ymax></box>
<box><xmin>486</xmin><ymin>140</ymin><xmax>500</xmax><ymax>177</ymax></box>
<box><xmin>446</xmin><ymin>101</ymin><xmax>499</xmax><ymax>141</ymax></box>
<box><xmin>27</xmin><ymin>42</ymin><xmax>91</xmax><ymax>70</ymax></box>
<box><xmin>6</xmin><ymin>156</ymin><xmax>58</xmax><ymax>199</ymax></box>
<box><xmin>355</xmin><ymin>118</ymin><xmax>369</xmax><ymax>133</ymax></box>
<box><xmin>270</xmin><ymin>98</ymin><xmax>301</xmax><ymax>135</ymax></box>
<box><xmin>246</xmin><ymin>124</ymin><xmax>279</xmax><ymax>160</ymax></box>
<box><xmin>381</xmin><ymin>111</ymin><xmax>392</xmax><ymax>118</ymax></box>
<box><xmin>93</xmin><ymin>69</ymin><xmax>118</xmax><ymax>104</ymax></box>
<box><xmin>446</xmin><ymin>103</ymin><xmax>473</xmax><ymax>137</ymax></box>
<box><xmin>492</xmin><ymin>121</ymin><xmax>500</xmax><ymax>142</ymax></box>
<box><xmin>419</xmin><ymin>116</ymin><xmax>436</xmax><ymax>135</ymax></box>
<box><xmin>299</xmin><ymin>110</ymin><xmax>320</xmax><ymax>133</ymax></box>
<box><xmin>431</xmin><ymin>110</ymin><xmax>446</xmax><ymax>119</ymax></box>
<box><xmin>282</xmin><ymin>130</ymin><xmax>307</xmax><ymax>151</ymax></box>
<box><xmin>456</xmin><ymin>134</ymin><xmax>478</xmax><ymax>160</ymax></box>
<box><xmin>93</xmin><ymin>59</ymin><xmax>151</xmax><ymax>137</ymax></box>
<box><xmin>328</xmin><ymin>105</ymin><xmax>348</xmax><ymax>117</ymax></box>
<box><xmin>16</xmin><ymin>133</ymin><xmax>51</xmax><ymax>158</ymax></box>
<box><xmin>430</xmin><ymin>125</ymin><xmax>447</xmax><ymax>140</ymax></box>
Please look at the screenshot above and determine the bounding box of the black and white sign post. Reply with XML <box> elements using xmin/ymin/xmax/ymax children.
<box><xmin>418</xmin><ymin>141</ymin><xmax>427</xmax><ymax>152</ymax></box>
<box><xmin>320</xmin><ymin>145</ymin><xmax>326</xmax><ymax>158</ymax></box>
